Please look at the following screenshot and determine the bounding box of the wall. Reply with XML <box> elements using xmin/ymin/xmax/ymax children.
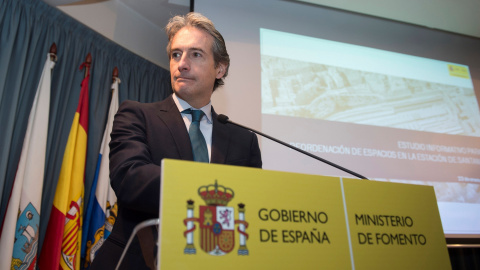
<box><xmin>54</xmin><ymin>0</ymin><xmax>480</xmax><ymax>70</ymax></box>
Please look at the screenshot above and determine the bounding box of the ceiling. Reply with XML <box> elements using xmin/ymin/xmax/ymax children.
<box><xmin>117</xmin><ymin>0</ymin><xmax>190</xmax><ymax>28</ymax></box>
<box><xmin>43</xmin><ymin>0</ymin><xmax>479</xmax><ymax>38</ymax></box>
<box><xmin>44</xmin><ymin>0</ymin><xmax>190</xmax><ymax>28</ymax></box>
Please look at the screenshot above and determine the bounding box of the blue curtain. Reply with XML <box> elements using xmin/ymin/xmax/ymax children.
<box><xmin>0</xmin><ymin>0</ymin><xmax>171</xmax><ymax>253</ymax></box>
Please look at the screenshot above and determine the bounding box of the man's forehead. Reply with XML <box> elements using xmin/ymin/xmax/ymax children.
<box><xmin>171</xmin><ymin>27</ymin><xmax>212</xmax><ymax>51</ymax></box>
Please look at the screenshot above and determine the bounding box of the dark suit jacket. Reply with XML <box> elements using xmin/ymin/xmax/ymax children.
<box><xmin>91</xmin><ymin>95</ymin><xmax>262</xmax><ymax>269</ymax></box>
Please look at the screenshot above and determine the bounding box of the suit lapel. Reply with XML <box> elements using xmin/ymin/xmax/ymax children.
<box><xmin>153</xmin><ymin>96</ymin><xmax>228</xmax><ymax>163</ymax></box>
<box><xmin>155</xmin><ymin>95</ymin><xmax>194</xmax><ymax>160</ymax></box>
<box><xmin>211</xmin><ymin>108</ymin><xmax>229</xmax><ymax>164</ymax></box>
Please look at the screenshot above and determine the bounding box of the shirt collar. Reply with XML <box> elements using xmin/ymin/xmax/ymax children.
<box><xmin>173</xmin><ymin>93</ymin><xmax>212</xmax><ymax>123</ymax></box>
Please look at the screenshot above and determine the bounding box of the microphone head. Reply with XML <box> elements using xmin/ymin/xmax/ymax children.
<box><xmin>217</xmin><ymin>114</ymin><xmax>230</xmax><ymax>124</ymax></box>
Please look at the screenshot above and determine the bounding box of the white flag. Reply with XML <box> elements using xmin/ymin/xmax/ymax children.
<box><xmin>81</xmin><ymin>77</ymin><xmax>120</xmax><ymax>268</ymax></box>
<box><xmin>0</xmin><ymin>53</ymin><xmax>55</xmax><ymax>269</ymax></box>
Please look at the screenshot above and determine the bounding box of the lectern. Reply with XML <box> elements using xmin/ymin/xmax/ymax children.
<box><xmin>118</xmin><ymin>159</ymin><xmax>451</xmax><ymax>269</ymax></box>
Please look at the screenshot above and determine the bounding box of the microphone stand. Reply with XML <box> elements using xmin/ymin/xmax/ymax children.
<box><xmin>219</xmin><ymin>115</ymin><xmax>369</xmax><ymax>180</ymax></box>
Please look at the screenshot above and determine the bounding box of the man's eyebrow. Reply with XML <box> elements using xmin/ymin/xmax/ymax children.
<box><xmin>171</xmin><ymin>47</ymin><xmax>206</xmax><ymax>53</ymax></box>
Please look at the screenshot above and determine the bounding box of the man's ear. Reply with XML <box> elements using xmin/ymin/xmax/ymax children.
<box><xmin>216</xmin><ymin>63</ymin><xmax>227</xmax><ymax>79</ymax></box>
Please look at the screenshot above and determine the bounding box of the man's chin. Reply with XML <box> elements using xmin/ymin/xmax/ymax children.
<box><xmin>173</xmin><ymin>88</ymin><xmax>194</xmax><ymax>100</ymax></box>
<box><xmin>173</xmin><ymin>86</ymin><xmax>191</xmax><ymax>94</ymax></box>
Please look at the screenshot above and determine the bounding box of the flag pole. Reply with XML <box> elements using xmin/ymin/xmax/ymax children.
<box><xmin>84</xmin><ymin>53</ymin><xmax>92</xmax><ymax>78</ymax></box>
<box><xmin>112</xmin><ymin>67</ymin><xmax>118</xmax><ymax>82</ymax></box>
<box><xmin>49</xmin><ymin>43</ymin><xmax>57</xmax><ymax>62</ymax></box>
<box><xmin>111</xmin><ymin>67</ymin><xmax>118</xmax><ymax>93</ymax></box>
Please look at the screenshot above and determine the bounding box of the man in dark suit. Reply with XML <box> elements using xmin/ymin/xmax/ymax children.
<box><xmin>90</xmin><ymin>12</ymin><xmax>262</xmax><ymax>269</ymax></box>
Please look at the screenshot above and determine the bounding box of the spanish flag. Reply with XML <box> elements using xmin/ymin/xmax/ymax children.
<box><xmin>38</xmin><ymin>61</ymin><xmax>90</xmax><ymax>270</ymax></box>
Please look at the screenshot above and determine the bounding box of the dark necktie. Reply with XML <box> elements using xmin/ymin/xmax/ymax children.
<box><xmin>183</xmin><ymin>109</ymin><xmax>209</xmax><ymax>163</ymax></box>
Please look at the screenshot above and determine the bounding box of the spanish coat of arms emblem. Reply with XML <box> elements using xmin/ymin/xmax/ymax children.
<box><xmin>183</xmin><ymin>181</ymin><xmax>248</xmax><ymax>256</ymax></box>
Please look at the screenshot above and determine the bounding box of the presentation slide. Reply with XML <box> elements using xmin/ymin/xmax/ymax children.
<box><xmin>196</xmin><ymin>0</ymin><xmax>480</xmax><ymax>241</ymax></box>
<box><xmin>261</xmin><ymin>28</ymin><xmax>479</xmax><ymax>182</ymax></box>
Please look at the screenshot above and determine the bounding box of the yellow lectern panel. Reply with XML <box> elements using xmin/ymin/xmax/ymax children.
<box><xmin>158</xmin><ymin>160</ymin><xmax>450</xmax><ymax>270</ymax></box>
<box><xmin>342</xmin><ymin>178</ymin><xmax>451</xmax><ymax>270</ymax></box>
<box><xmin>159</xmin><ymin>159</ymin><xmax>352</xmax><ymax>269</ymax></box>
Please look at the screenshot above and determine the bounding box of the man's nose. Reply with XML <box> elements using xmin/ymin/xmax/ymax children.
<box><xmin>178</xmin><ymin>54</ymin><xmax>190</xmax><ymax>71</ymax></box>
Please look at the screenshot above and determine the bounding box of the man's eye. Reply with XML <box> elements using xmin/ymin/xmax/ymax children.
<box><xmin>172</xmin><ymin>52</ymin><xmax>181</xmax><ymax>58</ymax></box>
<box><xmin>193</xmin><ymin>52</ymin><xmax>202</xmax><ymax>57</ymax></box>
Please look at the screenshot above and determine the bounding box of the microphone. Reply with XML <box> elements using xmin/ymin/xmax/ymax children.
<box><xmin>217</xmin><ymin>114</ymin><xmax>369</xmax><ymax>180</ymax></box>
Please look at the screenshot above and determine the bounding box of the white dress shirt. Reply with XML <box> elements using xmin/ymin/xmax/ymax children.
<box><xmin>172</xmin><ymin>93</ymin><xmax>212</xmax><ymax>161</ymax></box>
